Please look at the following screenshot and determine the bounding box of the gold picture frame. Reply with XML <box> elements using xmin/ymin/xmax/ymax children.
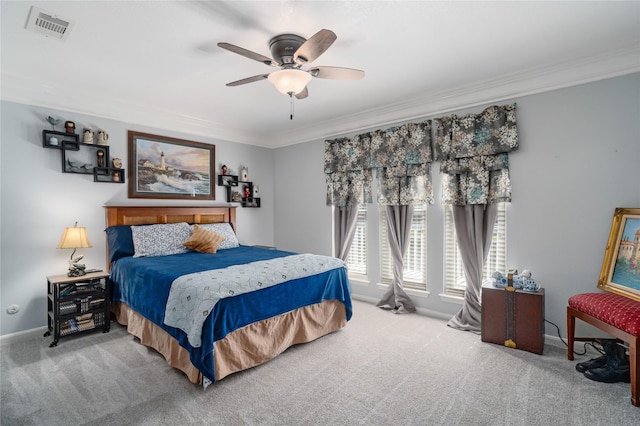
<box><xmin>128</xmin><ymin>131</ymin><xmax>215</xmax><ymax>200</ymax></box>
<box><xmin>597</xmin><ymin>207</ymin><xmax>640</xmax><ymax>302</ymax></box>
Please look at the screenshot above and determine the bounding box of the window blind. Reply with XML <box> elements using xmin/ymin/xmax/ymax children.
<box><xmin>346</xmin><ymin>205</ymin><xmax>368</xmax><ymax>276</ymax></box>
<box><xmin>380</xmin><ymin>205</ymin><xmax>427</xmax><ymax>291</ymax></box>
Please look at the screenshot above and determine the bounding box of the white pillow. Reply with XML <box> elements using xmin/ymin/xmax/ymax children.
<box><xmin>131</xmin><ymin>222</ymin><xmax>192</xmax><ymax>257</ymax></box>
<box><xmin>197</xmin><ymin>223</ymin><xmax>240</xmax><ymax>250</ymax></box>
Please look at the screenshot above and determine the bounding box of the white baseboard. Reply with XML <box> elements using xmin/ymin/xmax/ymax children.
<box><xmin>351</xmin><ymin>294</ymin><xmax>456</xmax><ymax>322</ymax></box>
<box><xmin>0</xmin><ymin>326</ymin><xmax>48</xmax><ymax>346</ymax></box>
<box><xmin>352</xmin><ymin>296</ymin><xmax>589</xmax><ymax>354</ymax></box>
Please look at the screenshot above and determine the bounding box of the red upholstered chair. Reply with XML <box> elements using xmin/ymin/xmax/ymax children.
<box><xmin>567</xmin><ymin>292</ymin><xmax>640</xmax><ymax>407</ymax></box>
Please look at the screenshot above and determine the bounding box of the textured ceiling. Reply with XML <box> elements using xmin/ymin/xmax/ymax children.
<box><xmin>2</xmin><ymin>1</ymin><xmax>639</xmax><ymax>148</ymax></box>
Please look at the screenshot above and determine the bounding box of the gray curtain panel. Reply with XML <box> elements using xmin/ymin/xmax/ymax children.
<box><xmin>334</xmin><ymin>205</ymin><xmax>360</xmax><ymax>261</ymax></box>
<box><xmin>447</xmin><ymin>203</ymin><xmax>498</xmax><ymax>331</ymax></box>
<box><xmin>376</xmin><ymin>205</ymin><xmax>417</xmax><ymax>314</ymax></box>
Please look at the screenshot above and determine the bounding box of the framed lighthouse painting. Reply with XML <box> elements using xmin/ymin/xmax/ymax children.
<box><xmin>127</xmin><ymin>131</ymin><xmax>215</xmax><ymax>200</ymax></box>
<box><xmin>598</xmin><ymin>208</ymin><xmax>640</xmax><ymax>302</ymax></box>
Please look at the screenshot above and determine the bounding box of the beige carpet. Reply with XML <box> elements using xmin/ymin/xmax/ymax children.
<box><xmin>2</xmin><ymin>299</ymin><xmax>638</xmax><ymax>425</ymax></box>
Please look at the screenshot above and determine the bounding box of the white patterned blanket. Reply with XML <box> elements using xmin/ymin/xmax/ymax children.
<box><xmin>163</xmin><ymin>254</ymin><xmax>345</xmax><ymax>347</ymax></box>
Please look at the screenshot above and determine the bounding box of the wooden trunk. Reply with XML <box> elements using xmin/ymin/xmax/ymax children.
<box><xmin>481</xmin><ymin>282</ymin><xmax>545</xmax><ymax>355</ymax></box>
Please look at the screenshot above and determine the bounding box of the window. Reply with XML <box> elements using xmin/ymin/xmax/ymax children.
<box><xmin>345</xmin><ymin>205</ymin><xmax>368</xmax><ymax>277</ymax></box>
<box><xmin>379</xmin><ymin>204</ymin><xmax>427</xmax><ymax>291</ymax></box>
<box><xmin>444</xmin><ymin>203</ymin><xmax>507</xmax><ymax>297</ymax></box>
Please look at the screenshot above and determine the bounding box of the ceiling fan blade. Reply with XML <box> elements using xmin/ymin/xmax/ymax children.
<box><xmin>294</xmin><ymin>29</ymin><xmax>336</xmax><ymax>65</ymax></box>
<box><xmin>225</xmin><ymin>74</ymin><xmax>270</xmax><ymax>87</ymax></box>
<box><xmin>217</xmin><ymin>42</ymin><xmax>276</xmax><ymax>66</ymax></box>
<box><xmin>295</xmin><ymin>86</ymin><xmax>308</xmax><ymax>100</ymax></box>
<box><xmin>310</xmin><ymin>66</ymin><xmax>365</xmax><ymax>80</ymax></box>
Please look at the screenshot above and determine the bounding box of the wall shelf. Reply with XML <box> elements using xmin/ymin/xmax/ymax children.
<box><xmin>62</xmin><ymin>143</ymin><xmax>109</xmax><ymax>175</ymax></box>
<box><xmin>42</xmin><ymin>129</ymin><xmax>124</xmax><ymax>183</ymax></box>
<box><xmin>217</xmin><ymin>174</ymin><xmax>260</xmax><ymax>207</ymax></box>
<box><xmin>42</xmin><ymin>130</ymin><xmax>79</xmax><ymax>150</ymax></box>
<box><xmin>242</xmin><ymin>197</ymin><xmax>261</xmax><ymax>208</ymax></box>
<box><xmin>217</xmin><ymin>174</ymin><xmax>238</xmax><ymax>187</ymax></box>
<box><xmin>93</xmin><ymin>167</ymin><xmax>125</xmax><ymax>183</ymax></box>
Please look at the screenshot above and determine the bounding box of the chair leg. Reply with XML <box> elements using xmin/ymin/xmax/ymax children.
<box><xmin>567</xmin><ymin>307</ymin><xmax>575</xmax><ymax>361</ymax></box>
<box><xmin>631</xmin><ymin>336</ymin><xmax>639</xmax><ymax>407</ymax></box>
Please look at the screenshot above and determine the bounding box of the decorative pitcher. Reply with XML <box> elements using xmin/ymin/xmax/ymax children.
<box><xmin>97</xmin><ymin>129</ymin><xmax>109</xmax><ymax>145</ymax></box>
<box><xmin>82</xmin><ymin>128</ymin><xmax>95</xmax><ymax>144</ymax></box>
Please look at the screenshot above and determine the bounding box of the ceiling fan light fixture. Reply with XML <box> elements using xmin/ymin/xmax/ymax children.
<box><xmin>268</xmin><ymin>69</ymin><xmax>312</xmax><ymax>95</ymax></box>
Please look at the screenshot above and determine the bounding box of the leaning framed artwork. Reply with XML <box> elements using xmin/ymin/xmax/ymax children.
<box><xmin>598</xmin><ymin>207</ymin><xmax>640</xmax><ymax>302</ymax></box>
<box><xmin>128</xmin><ymin>131</ymin><xmax>215</xmax><ymax>200</ymax></box>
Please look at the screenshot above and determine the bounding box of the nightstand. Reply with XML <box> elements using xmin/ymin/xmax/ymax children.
<box><xmin>481</xmin><ymin>281</ymin><xmax>545</xmax><ymax>355</ymax></box>
<box><xmin>44</xmin><ymin>271</ymin><xmax>110</xmax><ymax>347</ymax></box>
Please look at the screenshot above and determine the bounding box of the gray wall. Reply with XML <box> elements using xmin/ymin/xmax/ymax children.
<box><xmin>273</xmin><ymin>73</ymin><xmax>640</xmax><ymax>336</ymax></box>
<box><xmin>0</xmin><ymin>103</ymin><xmax>275</xmax><ymax>336</ymax></box>
<box><xmin>1</xmin><ymin>73</ymin><xmax>639</xmax><ymax>339</ymax></box>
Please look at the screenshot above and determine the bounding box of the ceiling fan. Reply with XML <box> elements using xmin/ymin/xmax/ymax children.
<box><xmin>217</xmin><ymin>29</ymin><xmax>365</xmax><ymax>101</ymax></box>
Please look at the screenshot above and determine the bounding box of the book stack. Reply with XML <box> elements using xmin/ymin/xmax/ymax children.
<box><xmin>59</xmin><ymin>313</ymin><xmax>96</xmax><ymax>335</ymax></box>
<box><xmin>60</xmin><ymin>301</ymin><xmax>77</xmax><ymax>315</ymax></box>
<box><xmin>76</xmin><ymin>313</ymin><xmax>95</xmax><ymax>331</ymax></box>
<box><xmin>89</xmin><ymin>298</ymin><xmax>104</xmax><ymax>310</ymax></box>
<box><xmin>60</xmin><ymin>319</ymin><xmax>78</xmax><ymax>336</ymax></box>
<box><xmin>75</xmin><ymin>282</ymin><xmax>99</xmax><ymax>294</ymax></box>
<box><xmin>60</xmin><ymin>281</ymin><xmax>100</xmax><ymax>299</ymax></box>
<box><xmin>60</xmin><ymin>284</ymin><xmax>76</xmax><ymax>297</ymax></box>
<box><xmin>80</xmin><ymin>297</ymin><xmax>91</xmax><ymax>312</ymax></box>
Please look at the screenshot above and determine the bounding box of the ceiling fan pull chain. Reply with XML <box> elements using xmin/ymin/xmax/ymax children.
<box><xmin>289</xmin><ymin>93</ymin><xmax>294</xmax><ymax>120</ymax></box>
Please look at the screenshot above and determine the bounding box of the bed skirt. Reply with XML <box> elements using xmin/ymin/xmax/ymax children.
<box><xmin>112</xmin><ymin>299</ymin><xmax>348</xmax><ymax>384</ymax></box>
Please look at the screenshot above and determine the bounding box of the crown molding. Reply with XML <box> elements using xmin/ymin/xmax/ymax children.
<box><xmin>271</xmin><ymin>44</ymin><xmax>640</xmax><ymax>147</ymax></box>
<box><xmin>3</xmin><ymin>44</ymin><xmax>639</xmax><ymax>149</ymax></box>
<box><xmin>0</xmin><ymin>73</ymin><xmax>273</xmax><ymax>147</ymax></box>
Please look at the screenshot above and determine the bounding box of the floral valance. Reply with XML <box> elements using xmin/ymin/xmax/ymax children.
<box><xmin>440</xmin><ymin>154</ymin><xmax>512</xmax><ymax>205</ymax></box>
<box><xmin>370</xmin><ymin>122</ymin><xmax>432</xmax><ymax>168</ymax></box>
<box><xmin>325</xmin><ymin>136</ymin><xmax>373</xmax><ymax>206</ymax></box>
<box><xmin>433</xmin><ymin>104</ymin><xmax>518</xmax><ymax>161</ymax></box>
<box><xmin>433</xmin><ymin>104</ymin><xmax>518</xmax><ymax>205</ymax></box>
<box><xmin>324</xmin><ymin>104</ymin><xmax>518</xmax><ymax>207</ymax></box>
<box><xmin>371</xmin><ymin>122</ymin><xmax>433</xmax><ymax>206</ymax></box>
<box><xmin>325</xmin><ymin>122</ymin><xmax>434</xmax><ymax>206</ymax></box>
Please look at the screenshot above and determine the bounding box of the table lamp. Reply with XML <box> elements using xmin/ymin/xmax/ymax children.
<box><xmin>57</xmin><ymin>222</ymin><xmax>92</xmax><ymax>276</ymax></box>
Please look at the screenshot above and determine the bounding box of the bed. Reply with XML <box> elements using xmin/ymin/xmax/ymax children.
<box><xmin>104</xmin><ymin>205</ymin><xmax>352</xmax><ymax>387</ymax></box>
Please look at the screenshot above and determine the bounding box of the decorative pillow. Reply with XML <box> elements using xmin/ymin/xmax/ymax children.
<box><xmin>131</xmin><ymin>222</ymin><xmax>192</xmax><ymax>258</ymax></box>
<box><xmin>183</xmin><ymin>225</ymin><xmax>226</xmax><ymax>254</ymax></box>
<box><xmin>197</xmin><ymin>223</ymin><xmax>239</xmax><ymax>249</ymax></box>
<box><xmin>105</xmin><ymin>225</ymin><xmax>135</xmax><ymax>263</ymax></box>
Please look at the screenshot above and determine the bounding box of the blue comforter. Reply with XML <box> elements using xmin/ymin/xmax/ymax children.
<box><xmin>110</xmin><ymin>246</ymin><xmax>352</xmax><ymax>382</ymax></box>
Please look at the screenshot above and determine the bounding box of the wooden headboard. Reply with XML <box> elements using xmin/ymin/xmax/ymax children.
<box><xmin>104</xmin><ymin>205</ymin><xmax>237</xmax><ymax>269</ymax></box>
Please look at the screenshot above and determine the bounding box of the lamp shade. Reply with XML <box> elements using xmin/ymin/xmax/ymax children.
<box><xmin>267</xmin><ymin>69</ymin><xmax>312</xmax><ymax>95</ymax></box>
<box><xmin>57</xmin><ymin>226</ymin><xmax>92</xmax><ymax>249</ymax></box>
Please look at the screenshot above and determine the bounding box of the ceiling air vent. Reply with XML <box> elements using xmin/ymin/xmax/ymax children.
<box><xmin>25</xmin><ymin>6</ymin><xmax>75</xmax><ymax>41</ymax></box>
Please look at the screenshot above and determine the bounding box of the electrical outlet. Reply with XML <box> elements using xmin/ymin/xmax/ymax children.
<box><xmin>6</xmin><ymin>305</ymin><xmax>19</xmax><ymax>315</ymax></box>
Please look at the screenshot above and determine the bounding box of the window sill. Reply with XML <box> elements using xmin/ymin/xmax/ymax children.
<box><xmin>438</xmin><ymin>293</ymin><xmax>464</xmax><ymax>305</ymax></box>
<box><xmin>348</xmin><ymin>276</ymin><xmax>370</xmax><ymax>287</ymax></box>
<box><xmin>375</xmin><ymin>282</ymin><xmax>430</xmax><ymax>298</ymax></box>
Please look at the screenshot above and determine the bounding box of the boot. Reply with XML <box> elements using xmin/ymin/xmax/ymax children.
<box><xmin>575</xmin><ymin>339</ymin><xmax>617</xmax><ymax>373</ymax></box>
<box><xmin>583</xmin><ymin>341</ymin><xmax>630</xmax><ymax>383</ymax></box>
